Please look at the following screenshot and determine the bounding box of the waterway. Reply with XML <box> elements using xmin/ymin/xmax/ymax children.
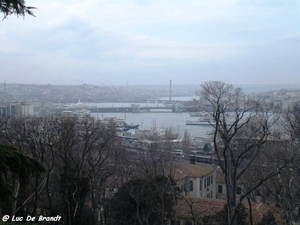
<box><xmin>91</xmin><ymin>112</ymin><xmax>213</xmax><ymax>139</ymax></box>
<box><xmin>69</xmin><ymin>99</ymin><xmax>213</xmax><ymax>138</ymax></box>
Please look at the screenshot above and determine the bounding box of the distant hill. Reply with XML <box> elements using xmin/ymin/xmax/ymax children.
<box><xmin>237</xmin><ymin>84</ymin><xmax>300</xmax><ymax>94</ymax></box>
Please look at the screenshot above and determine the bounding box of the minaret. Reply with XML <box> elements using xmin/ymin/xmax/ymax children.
<box><xmin>169</xmin><ymin>79</ymin><xmax>172</xmax><ymax>102</ymax></box>
<box><xmin>4</xmin><ymin>81</ymin><xmax>7</xmax><ymax>118</ymax></box>
<box><xmin>3</xmin><ymin>81</ymin><xmax>6</xmax><ymax>103</ymax></box>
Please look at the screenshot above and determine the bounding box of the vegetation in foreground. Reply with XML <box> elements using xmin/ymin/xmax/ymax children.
<box><xmin>0</xmin><ymin>81</ymin><xmax>299</xmax><ymax>225</ymax></box>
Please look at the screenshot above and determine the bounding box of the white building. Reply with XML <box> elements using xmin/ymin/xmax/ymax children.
<box><xmin>175</xmin><ymin>160</ymin><xmax>216</xmax><ymax>199</ymax></box>
<box><xmin>14</xmin><ymin>103</ymin><xmax>34</xmax><ymax>117</ymax></box>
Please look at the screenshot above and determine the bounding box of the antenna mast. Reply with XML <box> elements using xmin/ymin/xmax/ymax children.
<box><xmin>169</xmin><ymin>79</ymin><xmax>172</xmax><ymax>101</ymax></box>
<box><xmin>4</xmin><ymin>81</ymin><xmax>6</xmax><ymax>103</ymax></box>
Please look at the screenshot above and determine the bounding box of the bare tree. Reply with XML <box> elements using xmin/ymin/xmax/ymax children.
<box><xmin>49</xmin><ymin>114</ymin><xmax>120</xmax><ymax>225</ymax></box>
<box><xmin>263</xmin><ymin>101</ymin><xmax>300</xmax><ymax>223</ymax></box>
<box><xmin>181</xmin><ymin>129</ymin><xmax>192</xmax><ymax>155</ymax></box>
<box><xmin>84</xmin><ymin>117</ymin><xmax>121</xmax><ymax>225</ymax></box>
<box><xmin>111</xmin><ymin>127</ymin><xmax>181</xmax><ymax>224</ymax></box>
<box><xmin>0</xmin><ymin>114</ymin><xmax>122</xmax><ymax>224</ymax></box>
<box><xmin>199</xmin><ymin>81</ymin><xmax>285</xmax><ymax>225</ymax></box>
<box><xmin>7</xmin><ymin>117</ymin><xmax>57</xmax><ymax>216</ymax></box>
<box><xmin>0</xmin><ymin>116</ymin><xmax>48</xmax><ymax>219</ymax></box>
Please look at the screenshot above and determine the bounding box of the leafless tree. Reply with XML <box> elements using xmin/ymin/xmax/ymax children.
<box><xmin>47</xmin><ymin>114</ymin><xmax>121</xmax><ymax>225</ymax></box>
<box><xmin>198</xmin><ymin>81</ymin><xmax>286</xmax><ymax>225</ymax></box>
<box><xmin>111</xmin><ymin>127</ymin><xmax>181</xmax><ymax>224</ymax></box>
<box><xmin>285</xmin><ymin>101</ymin><xmax>300</xmax><ymax>142</ymax></box>
<box><xmin>259</xmin><ymin>101</ymin><xmax>300</xmax><ymax>224</ymax></box>
<box><xmin>14</xmin><ymin>117</ymin><xmax>55</xmax><ymax>216</ymax></box>
<box><xmin>181</xmin><ymin>129</ymin><xmax>192</xmax><ymax>155</ymax></box>
<box><xmin>0</xmin><ymin>114</ymin><xmax>124</xmax><ymax>224</ymax></box>
<box><xmin>84</xmin><ymin>117</ymin><xmax>121</xmax><ymax>225</ymax></box>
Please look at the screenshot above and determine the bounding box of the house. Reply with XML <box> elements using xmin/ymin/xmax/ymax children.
<box><xmin>175</xmin><ymin>160</ymin><xmax>216</xmax><ymax>199</ymax></box>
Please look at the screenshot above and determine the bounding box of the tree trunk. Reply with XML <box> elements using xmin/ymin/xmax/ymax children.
<box><xmin>247</xmin><ymin>196</ymin><xmax>253</xmax><ymax>225</ymax></box>
<box><xmin>91</xmin><ymin>178</ymin><xmax>101</xmax><ymax>225</ymax></box>
<box><xmin>226</xmin><ymin>162</ymin><xmax>237</xmax><ymax>225</ymax></box>
<box><xmin>11</xmin><ymin>179</ymin><xmax>20</xmax><ymax>218</ymax></box>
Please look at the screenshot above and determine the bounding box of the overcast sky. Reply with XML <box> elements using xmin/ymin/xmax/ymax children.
<box><xmin>1</xmin><ymin>0</ymin><xmax>299</xmax><ymax>86</ymax></box>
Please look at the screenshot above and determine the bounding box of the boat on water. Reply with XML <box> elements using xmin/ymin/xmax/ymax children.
<box><xmin>135</xmin><ymin>127</ymin><xmax>179</xmax><ymax>140</ymax></box>
<box><xmin>189</xmin><ymin>111</ymin><xmax>210</xmax><ymax>117</ymax></box>
<box><xmin>186</xmin><ymin>116</ymin><xmax>234</xmax><ymax>126</ymax></box>
<box><xmin>122</xmin><ymin>123</ymin><xmax>140</xmax><ymax>129</ymax></box>
<box><xmin>100</xmin><ymin>116</ymin><xmax>139</xmax><ymax>130</ymax></box>
<box><xmin>186</xmin><ymin>117</ymin><xmax>216</xmax><ymax>126</ymax></box>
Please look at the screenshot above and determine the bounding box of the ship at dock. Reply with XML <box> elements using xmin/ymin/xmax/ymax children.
<box><xmin>186</xmin><ymin>117</ymin><xmax>216</xmax><ymax>126</ymax></box>
<box><xmin>186</xmin><ymin>114</ymin><xmax>233</xmax><ymax>126</ymax></box>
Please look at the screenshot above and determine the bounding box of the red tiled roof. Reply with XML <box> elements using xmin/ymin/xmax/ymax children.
<box><xmin>176</xmin><ymin>197</ymin><xmax>225</xmax><ymax>219</ymax></box>
<box><xmin>174</xmin><ymin>160</ymin><xmax>214</xmax><ymax>180</ymax></box>
<box><xmin>175</xmin><ymin>197</ymin><xmax>279</xmax><ymax>224</ymax></box>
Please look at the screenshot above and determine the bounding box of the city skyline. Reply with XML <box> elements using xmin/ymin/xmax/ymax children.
<box><xmin>1</xmin><ymin>0</ymin><xmax>299</xmax><ymax>85</ymax></box>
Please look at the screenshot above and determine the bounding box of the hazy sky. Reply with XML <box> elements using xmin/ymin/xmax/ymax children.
<box><xmin>1</xmin><ymin>0</ymin><xmax>299</xmax><ymax>85</ymax></box>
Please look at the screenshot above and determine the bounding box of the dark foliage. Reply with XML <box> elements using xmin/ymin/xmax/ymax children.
<box><xmin>110</xmin><ymin>175</ymin><xmax>179</xmax><ymax>225</ymax></box>
<box><xmin>202</xmin><ymin>203</ymin><xmax>248</xmax><ymax>225</ymax></box>
<box><xmin>0</xmin><ymin>0</ymin><xmax>36</xmax><ymax>19</ymax></box>
<box><xmin>59</xmin><ymin>163</ymin><xmax>91</xmax><ymax>225</ymax></box>
<box><xmin>0</xmin><ymin>144</ymin><xmax>45</xmax><ymax>203</ymax></box>
<box><xmin>257</xmin><ymin>211</ymin><xmax>277</xmax><ymax>225</ymax></box>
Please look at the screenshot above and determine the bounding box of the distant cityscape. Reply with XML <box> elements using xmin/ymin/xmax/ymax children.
<box><xmin>0</xmin><ymin>82</ymin><xmax>300</xmax><ymax>118</ymax></box>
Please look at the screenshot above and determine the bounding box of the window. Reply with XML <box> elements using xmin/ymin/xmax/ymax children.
<box><xmin>204</xmin><ymin>178</ymin><xmax>206</xmax><ymax>188</ymax></box>
<box><xmin>199</xmin><ymin>180</ymin><xmax>202</xmax><ymax>191</ymax></box>
<box><xmin>218</xmin><ymin>185</ymin><xmax>223</xmax><ymax>194</ymax></box>
<box><xmin>207</xmin><ymin>176</ymin><xmax>210</xmax><ymax>186</ymax></box>
<box><xmin>237</xmin><ymin>186</ymin><xmax>242</xmax><ymax>195</ymax></box>
<box><xmin>189</xmin><ymin>181</ymin><xmax>193</xmax><ymax>191</ymax></box>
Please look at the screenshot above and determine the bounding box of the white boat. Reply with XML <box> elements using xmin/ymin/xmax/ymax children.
<box><xmin>186</xmin><ymin>116</ymin><xmax>234</xmax><ymax>126</ymax></box>
<box><xmin>186</xmin><ymin>117</ymin><xmax>216</xmax><ymax>126</ymax></box>
<box><xmin>135</xmin><ymin>127</ymin><xmax>179</xmax><ymax>140</ymax></box>
<box><xmin>189</xmin><ymin>111</ymin><xmax>210</xmax><ymax>117</ymax></box>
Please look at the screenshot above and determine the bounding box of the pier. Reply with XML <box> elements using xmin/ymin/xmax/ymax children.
<box><xmin>58</xmin><ymin>104</ymin><xmax>189</xmax><ymax>113</ymax></box>
<box><xmin>81</xmin><ymin>105</ymin><xmax>185</xmax><ymax>113</ymax></box>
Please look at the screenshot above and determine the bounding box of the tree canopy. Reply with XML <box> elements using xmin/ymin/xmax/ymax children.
<box><xmin>110</xmin><ymin>175</ymin><xmax>179</xmax><ymax>225</ymax></box>
<box><xmin>0</xmin><ymin>144</ymin><xmax>45</xmax><ymax>202</ymax></box>
<box><xmin>0</xmin><ymin>0</ymin><xmax>35</xmax><ymax>19</ymax></box>
<box><xmin>198</xmin><ymin>81</ymin><xmax>284</xmax><ymax>225</ymax></box>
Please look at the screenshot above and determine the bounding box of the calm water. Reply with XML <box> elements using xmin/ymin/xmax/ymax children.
<box><xmin>91</xmin><ymin>112</ymin><xmax>213</xmax><ymax>139</ymax></box>
<box><xmin>70</xmin><ymin>100</ymin><xmax>213</xmax><ymax>138</ymax></box>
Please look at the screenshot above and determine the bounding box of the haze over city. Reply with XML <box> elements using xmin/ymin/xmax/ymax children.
<box><xmin>1</xmin><ymin>0</ymin><xmax>299</xmax><ymax>85</ymax></box>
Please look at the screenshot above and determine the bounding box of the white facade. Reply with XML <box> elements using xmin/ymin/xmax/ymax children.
<box><xmin>15</xmin><ymin>104</ymin><xmax>34</xmax><ymax>117</ymax></box>
<box><xmin>176</xmin><ymin>162</ymin><xmax>217</xmax><ymax>199</ymax></box>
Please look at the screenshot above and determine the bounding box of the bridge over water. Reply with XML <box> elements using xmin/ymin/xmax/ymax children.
<box><xmin>88</xmin><ymin>105</ymin><xmax>185</xmax><ymax>113</ymax></box>
<box><xmin>61</xmin><ymin>104</ymin><xmax>189</xmax><ymax>113</ymax></box>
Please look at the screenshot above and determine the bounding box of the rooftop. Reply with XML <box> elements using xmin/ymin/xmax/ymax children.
<box><xmin>175</xmin><ymin>160</ymin><xmax>215</xmax><ymax>180</ymax></box>
<box><xmin>176</xmin><ymin>197</ymin><xmax>279</xmax><ymax>224</ymax></box>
